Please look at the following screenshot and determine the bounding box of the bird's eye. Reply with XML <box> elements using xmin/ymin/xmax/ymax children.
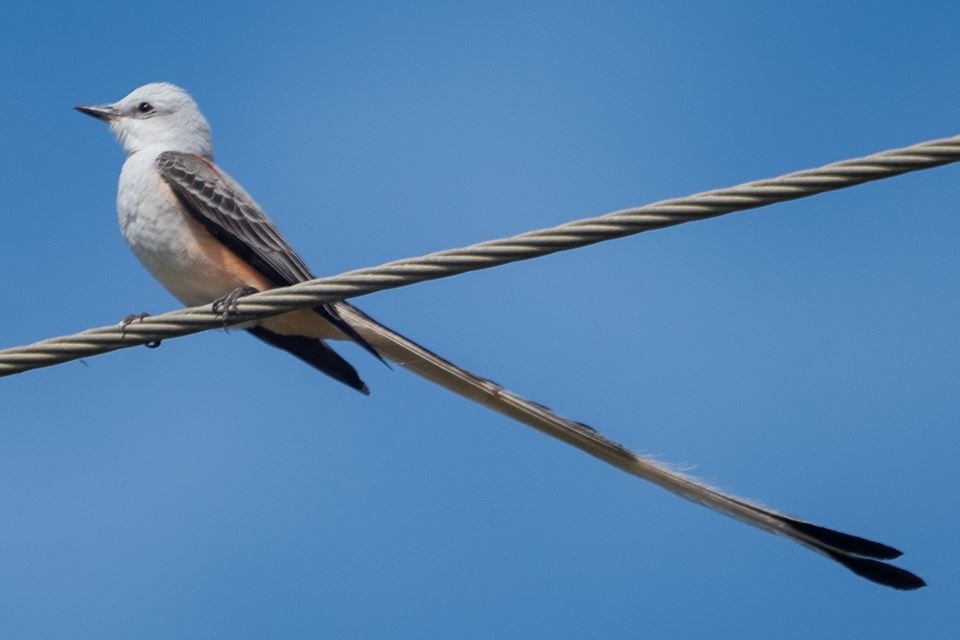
<box><xmin>137</xmin><ymin>101</ymin><xmax>154</xmax><ymax>114</ymax></box>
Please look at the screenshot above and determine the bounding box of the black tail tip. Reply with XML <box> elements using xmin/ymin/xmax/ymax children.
<box><xmin>825</xmin><ymin>550</ymin><xmax>926</xmax><ymax>591</ymax></box>
<box><xmin>784</xmin><ymin>518</ymin><xmax>903</xmax><ymax>560</ymax></box>
<box><xmin>777</xmin><ymin>516</ymin><xmax>924</xmax><ymax>589</ymax></box>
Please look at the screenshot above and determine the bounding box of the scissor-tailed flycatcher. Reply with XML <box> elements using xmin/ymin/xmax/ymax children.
<box><xmin>76</xmin><ymin>83</ymin><xmax>923</xmax><ymax>589</ymax></box>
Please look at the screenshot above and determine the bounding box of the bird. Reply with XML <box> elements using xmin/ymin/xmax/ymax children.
<box><xmin>76</xmin><ymin>82</ymin><xmax>923</xmax><ymax>589</ymax></box>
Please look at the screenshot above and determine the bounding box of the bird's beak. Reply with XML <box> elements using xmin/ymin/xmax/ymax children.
<box><xmin>74</xmin><ymin>104</ymin><xmax>118</xmax><ymax>121</ymax></box>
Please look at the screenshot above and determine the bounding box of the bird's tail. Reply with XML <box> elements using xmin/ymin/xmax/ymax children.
<box><xmin>335</xmin><ymin>301</ymin><xmax>924</xmax><ymax>590</ymax></box>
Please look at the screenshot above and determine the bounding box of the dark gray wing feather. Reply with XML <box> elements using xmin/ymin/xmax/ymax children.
<box><xmin>156</xmin><ymin>151</ymin><xmax>385</xmax><ymax>378</ymax></box>
<box><xmin>156</xmin><ymin>151</ymin><xmax>314</xmax><ymax>286</ymax></box>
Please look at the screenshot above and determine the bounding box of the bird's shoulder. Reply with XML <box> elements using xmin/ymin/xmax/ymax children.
<box><xmin>154</xmin><ymin>150</ymin><xmax>266</xmax><ymax>219</ymax></box>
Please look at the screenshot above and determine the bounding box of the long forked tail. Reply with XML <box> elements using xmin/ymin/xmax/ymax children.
<box><xmin>335</xmin><ymin>302</ymin><xmax>924</xmax><ymax>590</ymax></box>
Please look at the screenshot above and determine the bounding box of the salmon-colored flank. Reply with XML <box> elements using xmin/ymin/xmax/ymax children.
<box><xmin>182</xmin><ymin>212</ymin><xmax>344</xmax><ymax>340</ymax></box>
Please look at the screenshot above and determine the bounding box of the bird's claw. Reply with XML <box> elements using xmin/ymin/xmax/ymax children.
<box><xmin>119</xmin><ymin>311</ymin><xmax>162</xmax><ymax>348</ymax></box>
<box><xmin>120</xmin><ymin>312</ymin><xmax>151</xmax><ymax>329</ymax></box>
<box><xmin>212</xmin><ymin>286</ymin><xmax>259</xmax><ymax>328</ymax></box>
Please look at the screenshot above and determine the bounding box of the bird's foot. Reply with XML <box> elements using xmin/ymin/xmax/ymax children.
<box><xmin>212</xmin><ymin>286</ymin><xmax>259</xmax><ymax>328</ymax></box>
<box><xmin>118</xmin><ymin>312</ymin><xmax>162</xmax><ymax>348</ymax></box>
<box><xmin>120</xmin><ymin>312</ymin><xmax>150</xmax><ymax>332</ymax></box>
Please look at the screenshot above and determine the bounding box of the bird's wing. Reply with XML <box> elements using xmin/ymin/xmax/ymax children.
<box><xmin>335</xmin><ymin>301</ymin><xmax>925</xmax><ymax>590</ymax></box>
<box><xmin>156</xmin><ymin>151</ymin><xmax>315</xmax><ymax>286</ymax></box>
<box><xmin>156</xmin><ymin>151</ymin><xmax>385</xmax><ymax>381</ymax></box>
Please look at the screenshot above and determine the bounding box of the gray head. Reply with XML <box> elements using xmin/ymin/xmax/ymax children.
<box><xmin>76</xmin><ymin>83</ymin><xmax>213</xmax><ymax>158</ymax></box>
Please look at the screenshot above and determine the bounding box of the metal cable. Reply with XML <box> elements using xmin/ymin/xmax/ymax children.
<box><xmin>2</xmin><ymin>134</ymin><xmax>959</xmax><ymax>377</ymax></box>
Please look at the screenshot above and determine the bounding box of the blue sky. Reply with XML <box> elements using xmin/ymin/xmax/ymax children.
<box><xmin>1</xmin><ymin>1</ymin><xmax>958</xmax><ymax>637</ymax></box>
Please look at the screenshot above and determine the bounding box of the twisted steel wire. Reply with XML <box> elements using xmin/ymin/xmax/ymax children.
<box><xmin>2</xmin><ymin>134</ymin><xmax>959</xmax><ymax>377</ymax></box>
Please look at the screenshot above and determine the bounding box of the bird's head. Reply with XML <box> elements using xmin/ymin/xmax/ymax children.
<box><xmin>76</xmin><ymin>82</ymin><xmax>213</xmax><ymax>158</ymax></box>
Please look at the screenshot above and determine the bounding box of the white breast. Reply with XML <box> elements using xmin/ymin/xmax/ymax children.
<box><xmin>117</xmin><ymin>147</ymin><xmax>250</xmax><ymax>306</ymax></box>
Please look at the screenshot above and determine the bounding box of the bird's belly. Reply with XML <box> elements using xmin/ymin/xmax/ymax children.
<box><xmin>128</xmin><ymin>216</ymin><xmax>341</xmax><ymax>338</ymax></box>
<box><xmin>140</xmin><ymin>219</ymin><xmax>278</xmax><ymax>308</ymax></box>
<box><xmin>116</xmin><ymin>158</ymin><xmax>343</xmax><ymax>340</ymax></box>
<box><xmin>118</xmin><ymin>179</ymin><xmax>269</xmax><ymax>306</ymax></box>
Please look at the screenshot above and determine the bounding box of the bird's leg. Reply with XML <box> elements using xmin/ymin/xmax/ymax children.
<box><xmin>118</xmin><ymin>312</ymin><xmax>162</xmax><ymax>348</ymax></box>
<box><xmin>211</xmin><ymin>286</ymin><xmax>259</xmax><ymax>328</ymax></box>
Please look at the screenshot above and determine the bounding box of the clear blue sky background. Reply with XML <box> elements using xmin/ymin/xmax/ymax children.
<box><xmin>1</xmin><ymin>2</ymin><xmax>957</xmax><ymax>637</ymax></box>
